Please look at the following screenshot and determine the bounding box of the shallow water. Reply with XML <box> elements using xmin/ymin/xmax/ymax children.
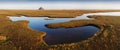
<box><xmin>9</xmin><ymin>16</ymin><xmax>99</xmax><ymax>45</ymax></box>
<box><xmin>87</xmin><ymin>12</ymin><xmax>120</xmax><ymax>16</ymax></box>
<box><xmin>10</xmin><ymin>12</ymin><xmax>119</xmax><ymax>45</ymax></box>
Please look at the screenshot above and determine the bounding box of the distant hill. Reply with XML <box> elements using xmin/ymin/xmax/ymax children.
<box><xmin>39</xmin><ymin>7</ymin><xmax>44</xmax><ymax>10</ymax></box>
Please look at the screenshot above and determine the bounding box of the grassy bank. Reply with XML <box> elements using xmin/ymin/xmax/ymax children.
<box><xmin>46</xmin><ymin>15</ymin><xmax>120</xmax><ymax>50</ymax></box>
<box><xmin>0</xmin><ymin>15</ymin><xmax>47</xmax><ymax>50</ymax></box>
<box><xmin>0</xmin><ymin>10</ymin><xmax>120</xmax><ymax>18</ymax></box>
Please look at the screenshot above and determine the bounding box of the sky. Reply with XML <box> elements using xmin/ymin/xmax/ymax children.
<box><xmin>0</xmin><ymin>0</ymin><xmax>120</xmax><ymax>10</ymax></box>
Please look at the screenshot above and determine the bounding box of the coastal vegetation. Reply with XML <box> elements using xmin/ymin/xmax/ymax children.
<box><xmin>0</xmin><ymin>10</ymin><xmax>120</xmax><ymax>17</ymax></box>
<box><xmin>46</xmin><ymin>15</ymin><xmax>120</xmax><ymax>50</ymax></box>
<box><xmin>0</xmin><ymin>10</ymin><xmax>119</xmax><ymax>50</ymax></box>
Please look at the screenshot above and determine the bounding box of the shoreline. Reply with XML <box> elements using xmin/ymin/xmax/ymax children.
<box><xmin>0</xmin><ymin>10</ymin><xmax>120</xmax><ymax>18</ymax></box>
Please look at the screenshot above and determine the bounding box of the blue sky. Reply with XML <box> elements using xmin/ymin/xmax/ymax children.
<box><xmin>0</xmin><ymin>0</ymin><xmax>120</xmax><ymax>10</ymax></box>
<box><xmin>0</xmin><ymin>0</ymin><xmax>120</xmax><ymax>2</ymax></box>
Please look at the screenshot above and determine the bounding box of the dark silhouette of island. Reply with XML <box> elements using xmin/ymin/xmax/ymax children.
<box><xmin>39</xmin><ymin>7</ymin><xmax>44</xmax><ymax>10</ymax></box>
